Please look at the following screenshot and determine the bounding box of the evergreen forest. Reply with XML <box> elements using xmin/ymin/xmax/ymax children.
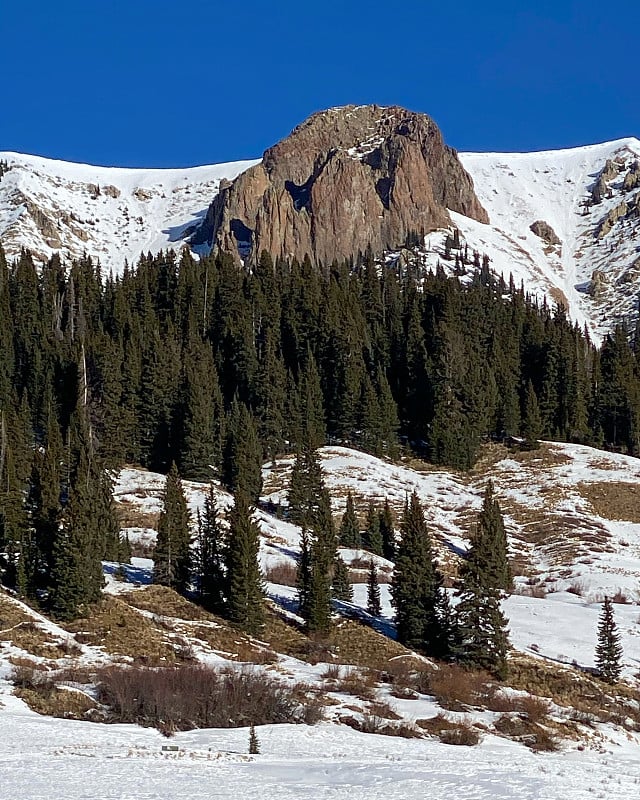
<box><xmin>1</xmin><ymin>242</ymin><xmax>640</xmax><ymax>631</ymax></box>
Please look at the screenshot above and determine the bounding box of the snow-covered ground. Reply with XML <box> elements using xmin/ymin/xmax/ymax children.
<box><xmin>4</xmin><ymin>440</ymin><xmax>640</xmax><ymax>797</ymax></box>
<box><xmin>2</xmin><ymin>689</ymin><xmax>640</xmax><ymax>800</ymax></box>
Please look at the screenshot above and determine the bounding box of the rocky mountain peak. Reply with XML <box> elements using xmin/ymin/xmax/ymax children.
<box><xmin>192</xmin><ymin>104</ymin><xmax>488</xmax><ymax>266</ymax></box>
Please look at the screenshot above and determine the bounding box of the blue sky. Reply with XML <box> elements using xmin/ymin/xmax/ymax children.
<box><xmin>2</xmin><ymin>1</ymin><xmax>639</xmax><ymax>166</ymax></box>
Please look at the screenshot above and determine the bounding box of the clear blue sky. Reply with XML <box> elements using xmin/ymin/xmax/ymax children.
<box><xmin>2</xmin><ymin>1</ymin><xmax>639</xmax><ymax>167</ymax></box>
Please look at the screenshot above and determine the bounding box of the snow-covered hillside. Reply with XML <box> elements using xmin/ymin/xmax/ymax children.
<box><xmin>0</xmin><ymin>152</ymin><xmax>258</xmax><ymax>271</ymax></box>
<box><xmin>2</xmin><ymin>136</ymin><xmax>640</xmax><ymax>337</ymax></box>
<box><xmin>458</xmin><ymin>138</ymin><xmax>640</xmax><ymax>340</ymax></box>
<box><xmin>4</xmin><ymin>440</ymin><xmax>640</xmax><ymax>799</ymax></box>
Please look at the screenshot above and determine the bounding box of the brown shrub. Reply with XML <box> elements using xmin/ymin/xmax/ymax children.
<box><xmin>321</xmin><ymin>663</ymin><xmax>342</xmax><ymax>681</ymax></box>
<box><xmin>439</xmin><ymin>725</ymin><xmax>481</xmax><ymax>746</ymax></box>
<box><xmin>335</xmin><ymin>668</ymin><xmax>377</xmax><ymax>700</ymax></box>
<box><xmin>611</xmin><ymin>590</ymin><xmax>630</xmax><ymax>605</ymax></box>
<box><xmin>485</xmin><ymin>689</ymin><xmax>521</xmax><ymax>713</ymax></box>
<box><xmin>519</xmin><ymin>695</ymin><xmax>551</xmax><ymax>723</ymax></box>
<box><xmin>416</xmin><ymin>713</ymin><xmax>461</xmax><ymax>734</ymax></box>
<box><xmin>428</xmin><ymin>664</ymin><xmax>492</xmax><ymax>711</ymax></box>
<box><xmin>96</xmin><ymin>664</ymin><xmax>316</xmax><ymax>732</ymax></box>
<box><xmin>264</xmin><ymin>562</ymin><xmax>299</xmax><ymax>587</ymax></box>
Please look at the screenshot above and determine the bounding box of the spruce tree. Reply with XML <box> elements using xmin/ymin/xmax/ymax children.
<box><xmin>225</xmin><ymin>490</ymin><xmax>264</xmax><ymax>634</ymax></box>
<box><xmin>379</xmin><ymin>499</ymin><xmax>396</xmax><ymax>561</ymax></box>
<box><xmin>153</xmin><ymin>463</ymin><xmax>192</xmax><ymax>593</ymax></box>
<box><xmin>222</xmin><ymin>399</ymin><xmax>263</xmax><ymax>503</ymax></box>
<box><xmin>367</xmin><ymin>560</ymin><xmax>382</xmax><ymax>616</ymax></box>
<box><xmin>194</xmin><ymin>486</ymin><xmax>226</xmax><ymax>614</ymax></box>
<box><xmin>391</xmin><ymin>492</ymin><xmax>452</xmax><ymax>657</ymax></box>
<box><xmin>249</xmin><ymin>724</ymin><xmax>260</xmax><ymax>755</ymax></box>
<box><xmin>455</xmin><ymin>488</ymin><xmax>511</xmax><ymax>679</ymax></box>
<box><xmin>362</xmin><ymin>502</ymin><xmax>383</xmax><ymax>555</ymax></box>
<box><xmin>522</xmin><ymin>380</ymin><xmax>542</xmax><ymax>450</ymax></box>
<box><xmin>476</xmin><ymin>481</ymin><xmax>512</xmax><ymax>593</ymax></box>
<box><xmin>289</xmin><ymin>445</ymin><xmax>336</xmax><ymax>633</ymax></box>
<box><xmin>595</xmin><ymin>596</ymin><xmax>623</xmax><ymax>684</ymax></box>
<box><xmin>338</xmin><ymin>492</ymin><xmax>361</xmax><ymax>548</ymax></box>
<box><xmin>331</xmin><ymin>555</ymin><xmax>353</xmax><ymax>602</ymax></box>
<box><xmin>48</xmin><ymin>450</ymin><xmax>105</xmax><ymax>621</ymax></box>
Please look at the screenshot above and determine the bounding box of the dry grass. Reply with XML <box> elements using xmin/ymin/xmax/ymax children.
<box><xmin>115</xmin><ymin>501</ymin><xmax>159</xmax><ymax>531</ymax></box>
<box><xmin>0</xmin><ymin>593</ymin><xmax>34</xmax><ymax>629</ymax></box>
<box><xmin>427</xmin><ymin>664</ymin><xmax>493</xmax><ymax>711</ymax></box>
<box><xmin>417</xmin><ymin>714</ymin><xmax>481</xmax><ymax>745</ymax></box>
<box><xmin>8</xmin><ymin>623</ymin><xmax>68</xmax><ymax>659</ymax></box>
<box><xmin>334</xmin><ymin>668</ymin><xmax>378</xmax><ymax>700</ymax></box>
<box><xmin>121</xmin><ymin>585</ymin><xmax>213</xmax><ymax>621</ymax></box>
<box><xmin>510</xmin><ymin>445</ymin><xmax>572</xmax><ymax>469</ymax></box>
<box><xmin>16</xmin><ymin>686</ymin><xmax>97</xmax><ymax>720</ymax></box>
<box><xmin>65</xmin><ymin>596</ymin><xmax>176</xmax><ymax>664</ymax></box>
<box><xmin>578</xmin><ymin>481</ymin><xmax>640</xmax><ymax>523</ymax></box>
<box><xmin>509</xmin><ymin>655</ymin><xmax>640</xmax><ymax>731</ymax></box>
<box><xmin>329</xmin><ymin>620</ymin><xmax>414</xmax><ymax>670</ymax></box>
<box><xmin>494</xmin><ymin>714</ymin><xmax>558</xmax><ymax>751</ymax></box>
<box><xmin>0</xmin><ymin>593</ymin><xmax>75</xmax><ymax>659</ymax></box>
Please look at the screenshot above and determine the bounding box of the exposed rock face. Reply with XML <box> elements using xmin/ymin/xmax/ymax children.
<box><xmin>193</xmin><ymin>105</ymin><xmax>489</xmax><ymax>266</ymax></box>
<box><xmin>530</xmin><ymin>220</ymin><xmax>561</xmax><ymax>246</ymax></box>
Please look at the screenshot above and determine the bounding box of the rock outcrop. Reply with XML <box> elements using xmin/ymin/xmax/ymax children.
<box><xmin>530</xmin><ymin>220</ymin><xmax>561</xmax><ymax>246</ymax></box>
<box><xmin>193</xmin><ymin>105</ymin><xmax>488</xmax><ymax>266</ymax></box>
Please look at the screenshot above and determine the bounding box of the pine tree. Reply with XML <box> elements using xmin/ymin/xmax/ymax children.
<box><xmin>153</xmin><ymin>463</ymin><xmax>192</xmax><ymax>593</ymax></box>
<box><xmin>249</xmin><ymin>724</ymin><xmax>260</xmax><ymax>755</ymax></box>
<box><xmin>48</xmin><ymin>451</ymin><xmax>105</xmax><ymax>621</ymax></box>
<box><xmin>476</xmin><ymin>481</ymin><xmax>512</xmax><ymax>593</ymax></box>
<box><xmin>379</xmin><ymin>499</ymin><xmax>396</xmax><ymax>561</ymax></box>
<box><xmin>595</xmin><ymin>596</ymin><xmax>623</xmax><ymax>684</ymax></box>
<box><xmin>225</xmin><ymin>490</ymin><xmax>265</xmax><ymax>634</ymax></box>
<box><xmin>179</xmin><ymin>340</ymin><xmax>224</xmax><ymax>481</ymax></box>
<box><xmin>391</xmin><ymin>492</ymin><xmax>452</xmax><ymax>657</ymax></box>
<box><xmin>338</xmin><ymin>492</ymin><xmax>361</xmax><ymax>548</ymax></box>
<box><xmin>222</xmin><ymin>399</ymin><xmax>263</xmax><ymax>503</ymax></box>
<box><xmin>332</xmin><ymin>556</ymin><xmax>352</xmax><ymax>602</ymax></box>
<box><xmin>367</xmin><ymin>560</ymin><xmax>382</xmax><ymax>616</ymax></box>
<box><xmin>362</xmin><ymin>502</ymin><xmax>383</xmax><ymax>555</ymax></box>
<box><xmin>522</xmin><ymin>380</ymin><xmax>542</xmax><ymax>450</ymax></box>
<box><xmin>289</xmin><ymin>445</ymin><xmax>336</xmax><ymax>633</ymax></box>
<box><xmin>455</xmin><ymin>487</ymin><xmax>511</xmax><ymax>679</ymax></box>
<box><xmin>194</xmin><ymin>486</ymin><xmax>226</xmax><ymax>614</ymax></box>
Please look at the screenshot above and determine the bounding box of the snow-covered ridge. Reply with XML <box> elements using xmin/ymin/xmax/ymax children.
<box><xmin>3</xmin><ymin>136</ymin><xmax>640</xmax><ymax>338</ymax></box>
<box><xmin>458</xmin><ymin>137</ymin><xmax>640</xmax><ymax>340</ymax></box>
<box><xmin>0</xmin><ymin>151</ymin><xmax>259</xmax><ymax>272</ymax></box>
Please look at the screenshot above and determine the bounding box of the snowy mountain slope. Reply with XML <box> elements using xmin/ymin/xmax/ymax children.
<box><xmin>4</xmin><ymin>441</ymin><xmax>640</xmax><ymax>799</ymax></box>
<box><xmin>0</xmin><ymin>152</ymin><xmax>258</xmax><ymax>271</ymax></box>
<box><xmin>2</xmin><ymin>136</ymin><xmax>640</xmax><ymax>338</ymax></box>
<box><xmin>114</xmin><ymin>441</ymin><xmax>640</xmax><ymax>677</ymax></box>
<box><xmin>457</xmin><ymin>138</ymin><xmax>640</xmax><ymax>340</ymax></box>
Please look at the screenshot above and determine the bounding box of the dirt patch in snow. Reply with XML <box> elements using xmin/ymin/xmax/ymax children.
<box><xmin>578</xmin><ymin>481</ymin><xmax>640</xmax><ymax>522</ymax></box>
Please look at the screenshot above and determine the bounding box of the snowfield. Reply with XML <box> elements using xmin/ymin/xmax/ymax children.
<box><xmin>2</xmin><ymin>695</ymin><xmax>640</xmax><ymax>800</ymax></box>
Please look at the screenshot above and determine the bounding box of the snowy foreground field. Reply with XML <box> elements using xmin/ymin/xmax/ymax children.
<box><xmin>4</xmin><ymin>441</ymin><xmax>640</xmax><ymax>798</ymax></box>
<box><xmin>1</xmin><ymin>692</ymin><xmax>639</xmax><ymax>800</ymax></box>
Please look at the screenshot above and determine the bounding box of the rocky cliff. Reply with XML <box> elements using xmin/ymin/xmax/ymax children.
<box><xmin>192</xmin><ymin>105</ymin><xmax>488</xmax><ymax>266</ymax></box>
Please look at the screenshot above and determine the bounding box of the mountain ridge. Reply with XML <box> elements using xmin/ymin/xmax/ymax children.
<box><xmin>2</xmin><ymin>112</ymin><xmax>640</xmax><ymax>339</ymax></box>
